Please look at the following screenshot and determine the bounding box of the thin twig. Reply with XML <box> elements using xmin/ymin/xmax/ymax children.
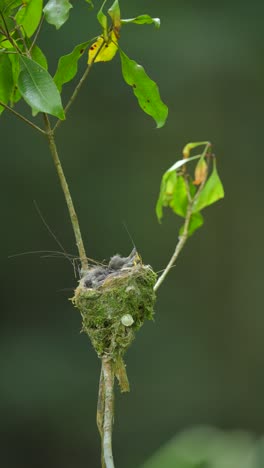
<box><xmin>0</xmin><ymin>100</ymin><xmax>45</xmax><ymax>134</ymax></box>
<box><xmin>43</xmin><ymin>113</ymin><xmax>88</xmax><ymax>271</ymax></box>
<box><xmin>29</xmin><ymin>15</ymin><xmax>44</xmax><ymax>53</ymax></box>
<box><xmin>102</xmin><ymin>357</ymin><xmax>115</xmax><ymax>468</ymax></box>
<box><xmin>53</xmin><ymin>38</ymin><xmax>106</xmax><ymax>133</ymax></box>
<box><xmin>53</xmin><ymin>64</ymin><xmax>92</xmax><ymax>132</ymax></box>
<box><xmin>9</xmin><ymin>16</ymin><xmax>29</xmax><ymax>56</ymax></box>
<box><xmin>154</xmin><ymin>143</ymin><xmax>212</xmax><ymax>292</ymax></box>
<box><xmin>154</xmin><ymin>203</ymin><xmax>193</xmax><ymax>292</ymax></box>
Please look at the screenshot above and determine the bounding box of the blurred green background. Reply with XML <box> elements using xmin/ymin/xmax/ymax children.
<box><xmin>1</xmin><ymin>0</ymin><xmax>264</xmax><ymax>467</ymax></box>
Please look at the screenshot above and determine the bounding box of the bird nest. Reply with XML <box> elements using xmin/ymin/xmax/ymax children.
<box><xmin>72</xmin><ymin>250</ymin><xmax>157</xmax><ymax>363</ymax></box>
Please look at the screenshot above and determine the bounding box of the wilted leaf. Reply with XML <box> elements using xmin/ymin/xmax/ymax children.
<box><xmin>193</xmin><ymin>157</ymin><xmax>208</xmax><ymax>185</ymax></box>
<box><xmin>121</xmin><ymin>15</ymin><xmax>160</xmax><ymax>28</ymax></box>
<box><xmin>0</xmin><ymin>54</ymin><xmax>14</xmax><ymax>113</ymax></box>
<box><xmin>88</xmin><ymin>30</ymin><xmax>118</xmax><ymax>64</ymax></box>
<box><xmin>192</xmin><ymin>159</ymin><xmax>224</xmax><ymax>212</ymax></box>
<box><xmin>183</xmin><ymin>141</ymin><xmax>210</xmax><ymax>159</ymax></box>
<box><xmin>108</xmin><ymin>0</ymin><xmax>121</xmax><ymax>30</ymax></box>
<box><xmin>43</xmin><ymin>0</ymin><xmax>72</xmax><ymax>29</ymax></box>
<box><xmin>54</xmin><ymin>41</ymin><xmax>91</xmax><ymax>91</ymax></box>
<box><xmin>119</xmin><ymin>49</ymin><xmax>168</xmax><ymax>128</ymax></box>
<box><xmin>15</xmin><ymin>0</ymin><xmax>43</xmax><ymax>37</ymax></box>
<box><xmin>18</xmin><ymin>55</ymin><xmax>65</xmax><ymax>119</ymax></box>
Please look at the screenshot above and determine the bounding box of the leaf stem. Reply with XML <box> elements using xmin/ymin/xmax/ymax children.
<box><xmin>43</xmin><ymin>113</ymin><xmax>88</xmax><ymax>271</ymax></box>
<box><xmin>101</xmin><ymin>357</ymin><xmax>115</xmax><ymax>468</ymax></box>
<box><xmin>0</xmin><ymin>100</ymin><xmax>45</xmax><ymax>134</ymax></box>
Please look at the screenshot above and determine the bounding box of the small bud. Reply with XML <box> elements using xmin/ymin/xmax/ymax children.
<box><xmin>121</xmin><ymin>314</ymin><xmax>134</xmax><ymax>327</ymax></box>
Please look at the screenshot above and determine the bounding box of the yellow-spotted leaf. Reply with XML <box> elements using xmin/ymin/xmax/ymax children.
<box><xmin>88</xmin><ymin>30</ymin><xmax>118</xmax><ymax>64</ymax></box>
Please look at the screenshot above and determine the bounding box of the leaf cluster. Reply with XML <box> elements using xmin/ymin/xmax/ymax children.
<box><xmin>0</xmin><ymin>0</ymin><xmax>168</xmax><ymax>127</ymax></box>
<box><xmin>156</xmin><ymin>142</ymin><xmax>225</xmax><ymax>236</ymax></box>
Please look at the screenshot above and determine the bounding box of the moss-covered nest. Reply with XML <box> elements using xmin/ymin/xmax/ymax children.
<box><xmin>72</xmin><ymin>255</ymin><xmax>156</xmax><ymax>361</ymax></box>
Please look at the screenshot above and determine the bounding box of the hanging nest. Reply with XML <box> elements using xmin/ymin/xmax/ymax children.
<box><xmin>72</xmin><ymin>249</ymin><xmax>156</xmax><ymax>389</ymax></box>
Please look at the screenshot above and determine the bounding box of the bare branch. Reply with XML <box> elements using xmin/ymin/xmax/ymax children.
<box><xmin>102</xmin><ymin>357</ymin><xmax>115</xmax><ymax>468</ymax></box>
<box><xmin>0</xmin><ymin>100</ymin><xmax>45</xmax><ymax>134</ymax></box>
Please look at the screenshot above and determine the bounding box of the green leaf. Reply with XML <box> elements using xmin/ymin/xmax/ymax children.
<box><xmin>54</xmin><ymin>40</ymin><xmax>91</xmax><ymax>91</ymax></box>
<box><xmin>31</xmin><ymin>45</ymin><xmax>48</xmax><ymax>70</ymax></box>
<box><xmin>8</xmin><ymin>53</ymin><xmax>21</xmax><ymax>105</ymax></box>
<box><xmin>121</xmin><ymin>15</ymin><xmax>160</xmax><ymax>28</ymax></box>
<box><xmin>119</xmin><ymin>49</ymin><xmax>168</xmax><ymax>128</ymax></box>
<box><xmin>84</xmin><ymin>0</ymin><xmax>93</xmax><ymax>6</ymax></box>
<box><xmin>0</xmin><ymin>54</ymin><xmax>14</xmax><ymax>113</ymax></box>
<box><xmin>183</xmin><ymin>141</ymin><xmax>209</xmax><ymax>158</ymax></box>
<box><xmin>192</xmin><ymin>159</ymin><xmax>224</xmax><ymax>212</ymax></box>
<box><xmin>15</xmin><ymin>0</ymin><xmax>43</xmax><ymax>37</ymax></box>
<box><xmin>18</xmin><ymin>55</ymin><xmax>65</xmax><ymax>119</ymax></box>
<box><xmin>179</xmin><ymin>212</ymin><xmax>204</xmax><ymax>237</ymax></box>
<box><xmin>0</xmin><ymin>0</ymin><xmax>22</xmax><ymax>23</ymax></box>
<box><xmin>0</xmin><ymin>39</ymin><xmax>15</xmax><ymax>49</ymax></box>
<box><xmin>43</xmin><ymin>0</ymin><xmax>73</xmax><ymax>29</ymax></box>
<box><xmin>170</xmin><ymin>175</ymin><xmax>188</xmax><ymax>217</ymax></box>
<box><xmin>97</xmin><ymin>0</ymin><xmax>108</xmax><ymax>36</ymax></box>
<box><xmin>0</xmin><ymin>0</ymin><xmax>22</xmax><ymax>10</ymax></box>
<box><xmin>156</xmin><ymin>171</ymin><xmax>177</xmax><ymax>222</ymax></box>
<box><xmin>141</xmin><ymin>427</ymin><xmax>255</xmax><ymax>468</ymax></box>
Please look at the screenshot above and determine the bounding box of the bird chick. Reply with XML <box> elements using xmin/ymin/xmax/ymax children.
<box><xmin>82</xmin><ymin>266</ymin><xmax>109</xmax><ymax>289</ymax></box>
<box><xmin>108</xmin><ymin>248</ymin><xmax>139</xmax><ymax>270</ymax></box>
<box><xmin>81</xmin><ymin>249</ymin><xmax>141</xmax><ymax>289</ymax></box>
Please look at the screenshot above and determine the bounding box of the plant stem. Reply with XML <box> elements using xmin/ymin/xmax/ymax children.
<box><xmin>53</xmin><ymin>65</ymin><xmax>92</xmax><ymax>132</ymax></box>
<box><xmin>154</xmin><ymin>203</ymin><xmax>192</xmax><ymax>292</ymax></box>
<box><xmin>154</xmin><ymin>143</ymin><xmax>212</xmax><ymax>292</ymax></box>
<box><xmin>102</xmin><ymin>357</ymin><xmax>115</xmax><ymax>468</ymax></box>
<box><xmin>53</xmin><ymin>38</ymin><xmax>106</xmax><ymax>133</ymax></box>
<box><xmin>0</xmin><ymin>100</ymin><xmax>45</xmax><ymax>134</ymax></box>
<box><xmin>43</xmin><ymin>113</ymin><xmax>88</xmax><ymax>271</ymax></box>
<box><xmin>97</xmin><ymin>364</ymin><xmax>106</xmax><ymax>468</ymax></box>
<box><xmin>29</xmin><ymin>15</ymin><xmax>44</xmax><ymax>53</ymax></box>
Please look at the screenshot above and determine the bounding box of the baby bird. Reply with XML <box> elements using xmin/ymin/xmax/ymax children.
<box><xmin>81</xmin><ymin>249</ymin><xmax>141</xmax><ymax>289</ymax></box>
<box><xmin>82</xmin><ymin>266</ymin><xmax>109</xmax><ymax>289</ymax></box>
<box><xmin>108</xmin><ymin>248</ymin><xmax>140</xmax><ymax>270</ymax></box>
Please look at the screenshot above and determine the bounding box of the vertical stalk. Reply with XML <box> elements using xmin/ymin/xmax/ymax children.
<box><xmin>97</xmin><ymin>364</ymin><xmax>106</xmax><ymax>468</ymax></box>
<box><xmin>43</xmin><ymin>113</ymin><xmax>88</xmax><ymax>271</ymax></box>
<box><xmin>102</xmin><ymin>357</ymin><xmax>115</xmax><ymax>468</ymax></box>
